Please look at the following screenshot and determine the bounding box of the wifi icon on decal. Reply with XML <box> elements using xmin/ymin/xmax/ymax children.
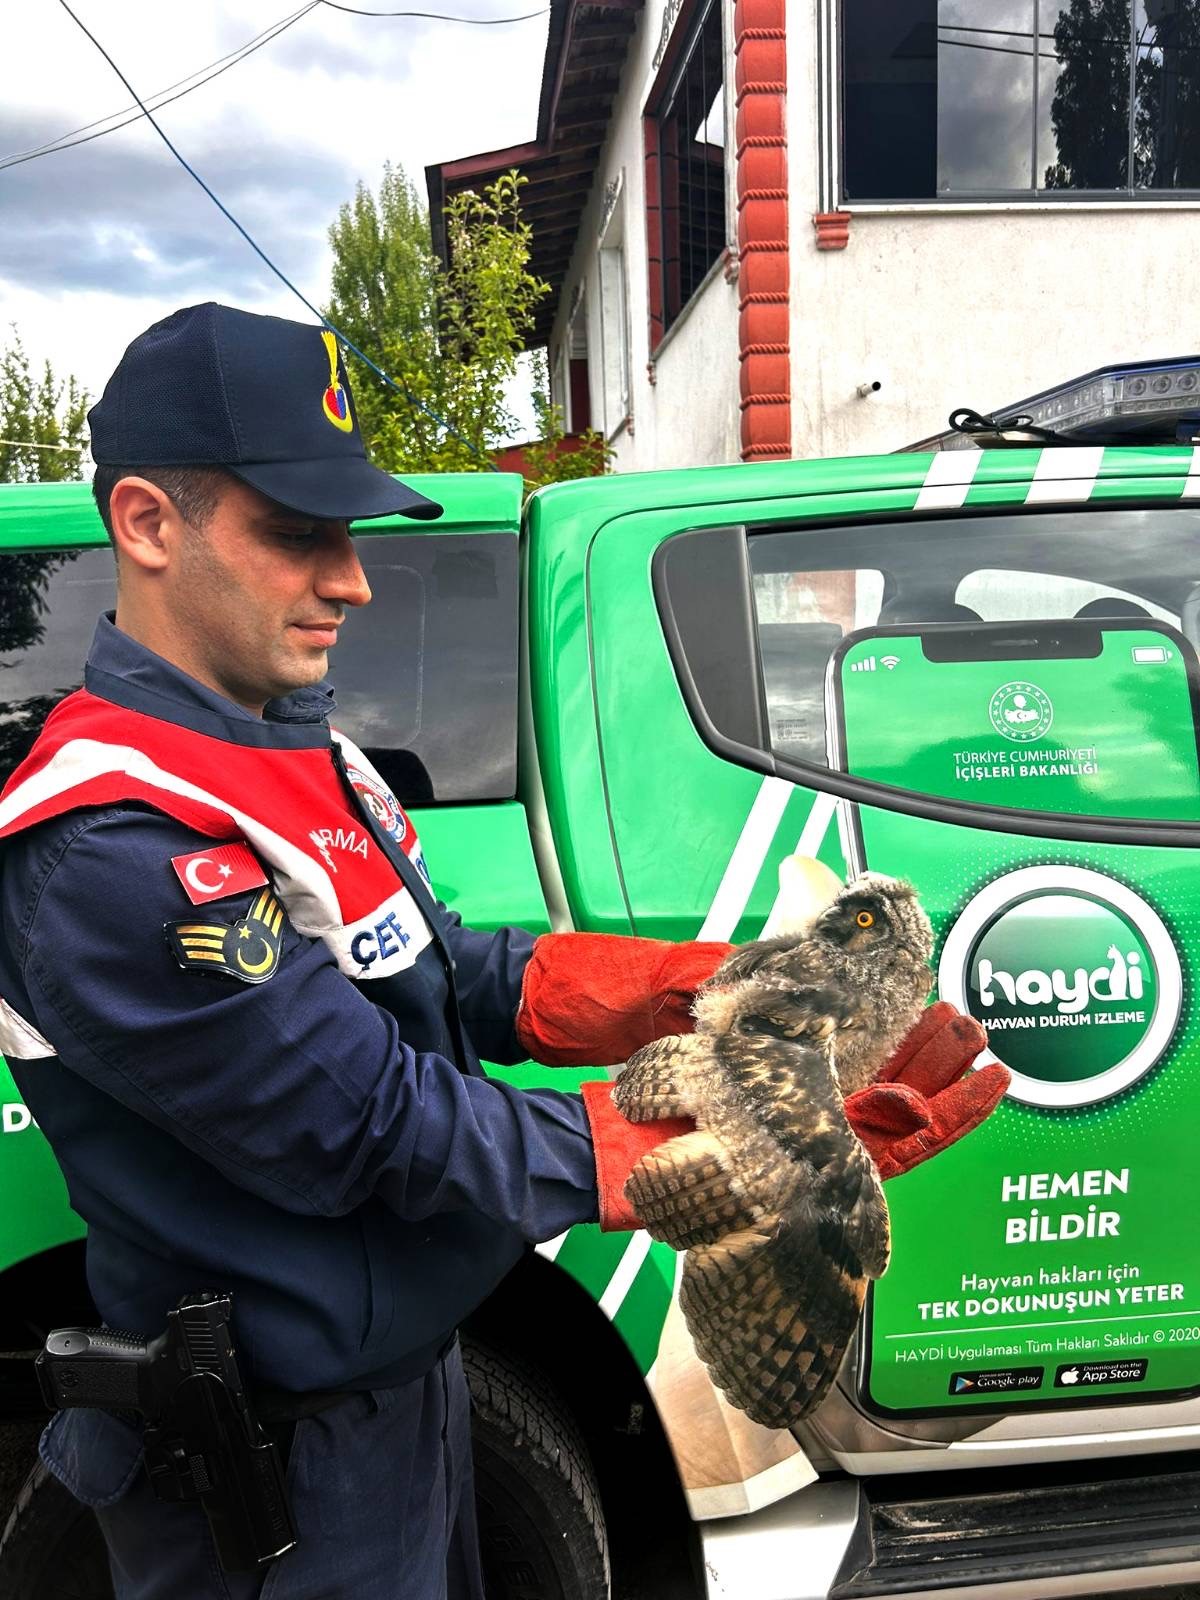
<box><xmin>881</xmin><ymin>655</ymin><xmax>901</xmax><ymax>671</ymax></box>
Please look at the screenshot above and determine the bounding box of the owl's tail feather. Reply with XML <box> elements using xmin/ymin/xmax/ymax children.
<box><xmin>679</xmin><ymin>1159</ymin><xmax>887</xmax><ymax>1429</ymax></box>
<box><xmin>680</xmin><ymin>1222</ymin><xmax>847</xmax><ymax>1428</ymax></box>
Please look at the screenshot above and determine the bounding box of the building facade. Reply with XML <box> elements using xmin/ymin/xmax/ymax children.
<box><xmin>431</xmin><ymin>0</ymin><xmax>1200</xmax><ymax>470</ymax></box>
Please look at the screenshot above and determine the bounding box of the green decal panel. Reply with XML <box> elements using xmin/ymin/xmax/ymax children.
<box><xmin>0</xmin><ymin>1056</ymin><xmax>83</xmax><ymax>1274</ymax></box>
<box><xmin>412</xmin><ymin>802</ymin><xmax>551</xmax><ymax>935</ymax></box>
<box><xmin>837</xmin><ymin>625</ymin><xmax>1200</xmax><ymax>824</ymax></box>
<box><xmin>613</xmin><ymin>1241</ymin><xmax>677</xmax><ymax>1375</ymax></box>
<box><xmin>855</xmin><ymin>807</ymin><xmax>1200</xmax><ymax>1416</ymax></box>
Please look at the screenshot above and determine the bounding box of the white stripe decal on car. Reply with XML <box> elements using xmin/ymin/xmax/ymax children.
<box><xmin>598</xmin><ymin>1230</ymin><xmax>655</xmax><ymax>1319</ymax></box>
<box><xmin>1024</xmin><ymin>446</ymin><xmax>1105</xmax><ymax>503</ymax></box>
<box><xmin>913</xmin><ymin>449</ymin><xmax>983</xmax><ymax>511</ymax></box>
<box><xmin>697</xmin><ymin>776</ymin><xmax>794</xmax><ymax>942</ymax></box>
<box><xmin>0</xmin><ymin>996</ymin><xmax>55</xmax><ymax>1060</ymax></box>
<box><xmin>758</xmin><ymin>790</ymin><xmax>840</xmax><ymax>937</ymax></box>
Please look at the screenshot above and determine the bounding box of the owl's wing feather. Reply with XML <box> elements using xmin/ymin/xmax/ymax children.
<box><xmin>814</xmin><ymin>1150</ymin><xmax>891</xmax><ymax>1281</ymax></box>
<box><xmin>613</xmin><ymin>1032</ymin><xmax>712</xmax><ymax>1122</ymax></box>
<box><xmin>680</xmin><ymin>1144</ymin><xmax>890</xmax><ymax>1427</ymax></box>
<box><xmin>625</xmin><ymin>1130</ymin><xmax>762</xmax><ymax>1249</ymax></box>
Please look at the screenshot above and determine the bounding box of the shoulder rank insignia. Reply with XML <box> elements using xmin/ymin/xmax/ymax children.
<box><xmin>165</xmin><ymin>889</ymin><xmax>285</xmax><ymax>985</ymax></box>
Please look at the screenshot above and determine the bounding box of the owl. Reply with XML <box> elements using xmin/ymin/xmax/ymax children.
<box><xmin>613</xmin><ymin>874</ymin><xmax>934</xmax><ymax>1428</ymax></box>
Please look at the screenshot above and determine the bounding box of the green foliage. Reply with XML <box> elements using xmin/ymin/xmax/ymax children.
<box><xmin>1045</xmin><ymin>0</ymin><xmax>1200</xmax><ymax>189</ymax></box>
<box><xmin>414</xmin><ymin>171</ymin><xmax>550</xmax><ymax>472</ymax></box>
<box><xmin>325</xmin><ymin>163</ymin><xmax>442</xmax><ymax>459</ymax></box>
<box><xmin>520</xmin><ymin>354</ymin><xmax>612</xmax><ymax>493</ymax></box>
<box><xmin>325</xmin><ymin>164</ymin><xmax>606</xmax><ymax>486</ymax></box>
<box><xmin>0</xmin><ymin>328</ymin><xmax>89</xmax><ymax>484</ymax></box>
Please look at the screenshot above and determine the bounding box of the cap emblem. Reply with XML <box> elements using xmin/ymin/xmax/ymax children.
<box><xmin>320</xmin><ymin>330</ymin><xmax>354</xmax><ymax>433</ymax></box>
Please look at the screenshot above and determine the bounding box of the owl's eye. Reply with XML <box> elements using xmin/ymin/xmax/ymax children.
<box><xmin>856</xmin><ymin>910</ymin><xmax>875</xmax><ymax>928</ymax></box>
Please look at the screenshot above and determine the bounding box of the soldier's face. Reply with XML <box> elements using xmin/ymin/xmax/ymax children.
<box><xmin>173</xmin><ymin>479</ymin><xmax>372</xmax><ymax>713</ymax></box>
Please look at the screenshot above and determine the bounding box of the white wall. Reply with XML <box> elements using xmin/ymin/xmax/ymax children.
<box><xmin>548</xmin><ymin>0</ymin><xmax>742</xmax><ymax>472</ymax></box>
<box><xmin>551</xmin><ymin>0</ymin><xmax>1200</xmax><ymax>472</ymax></box>
<box><xmin>789</xmin><ymin>204</ymin><xmax>1200</xmax><ymax>457</ymax></box>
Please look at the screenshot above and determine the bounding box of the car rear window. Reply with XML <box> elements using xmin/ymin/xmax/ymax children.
<box><xmin>656</xmin><ymin>506</ymin><xmax>1200</xmax><ymax>820</ymax></box>
<box><xmin>0</xmin><ymin>532</ymin><xmax>518</xmax><ymax>804</ymax></box>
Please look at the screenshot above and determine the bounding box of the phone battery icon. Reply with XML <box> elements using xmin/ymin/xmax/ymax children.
<box><xmin>1131</xmin><ymin>646</ymin><xmax>1171</xmax><ymax>663</ymax></box>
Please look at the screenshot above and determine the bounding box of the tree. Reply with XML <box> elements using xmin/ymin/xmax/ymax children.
<box><xmin>0</xmin><ymin>328</ymin><xmax>89</xmax><ymax>484</ymax></box>
<box><xmin>324</xmin><ymin>163</ymin><xmax>443</xmax><ymax>462</ymax></box>
<box><xmin>412</xmin><ymin>171</ymin><xmax>550</xmax><ymax>471</ymax></box>
<box><xmin>520</xmin><ymin>354</ymin><xmax>612</xmax><ymax>493</ymax></box>
<box><xmin>1043</xmin><ymin>0</ymin><xmax>1132</xmax><ymax>189</ymax></box>
<box><xmin>1133</xmin><ymin>0</ymin><xmax>1200</xmax><ymax>188</ymax></box>
<box><xmin>1044</xmin><ymin>0</ymin><xmax>1200</xmax><ymax>190</ymax></box>
<box><xmin>0</xmin><ymin>328</ymin><xmax>89</xmax><ymax>781</ymax></box>
<box><xmin>325</xmin><ymin>164</ymin><xmax>608</xmax><ymax>482</ymax></box>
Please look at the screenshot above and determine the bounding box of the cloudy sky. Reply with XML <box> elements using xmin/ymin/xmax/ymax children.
<box><xmin>1</xmin><ymin>0</ymin><xmax>550</xmax><ymax>434</ymax></box>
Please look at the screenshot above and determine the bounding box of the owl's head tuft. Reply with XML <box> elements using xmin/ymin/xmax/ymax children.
<box><xmin>811</xmin><ymin>874</ymin><xmax>933</xmax><ymax>966</ymax></box>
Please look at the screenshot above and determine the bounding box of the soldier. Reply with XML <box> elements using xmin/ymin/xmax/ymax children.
<box><xmin>0</xmin><ymin>303</ymin><xmax>1005</xmax><ymax>1598</ymax></box>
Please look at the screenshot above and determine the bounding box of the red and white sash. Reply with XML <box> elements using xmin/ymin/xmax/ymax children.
<box><xmin>0</xmin><ymin>689</ymin><xmax>436</xmax><ymax>982</ymax></box>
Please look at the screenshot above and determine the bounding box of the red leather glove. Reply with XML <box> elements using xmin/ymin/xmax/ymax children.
<box><xmin>581</xmin><ymin>1002</ymin><xmax>1011</xmax><ymax>1230</ymax></box>
<box><xmin>515</xmin><ymin>933</ymin><xmax>734</xmax><ymax>1067</ymax></box>
<box><xmin>581</xmin><ymin>1078</ymin><xmax>694</xmax><ymax>1232</ymax></box>
<box><xmin>843</xmin><ymin>1001</ymin><xmax>1010</xmax><ymax>1180</ymax></box>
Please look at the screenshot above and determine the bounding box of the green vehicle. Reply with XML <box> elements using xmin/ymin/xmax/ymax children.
<box><xmin>4</xmin><ymin>359</ymin><xmax>1200</xmax><ymax>1598</ymax></box>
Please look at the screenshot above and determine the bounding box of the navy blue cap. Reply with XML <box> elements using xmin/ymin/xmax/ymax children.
<box><xmin>88</xmin><ymin>303</ymin><xmax>442</xmax><ymax>522</ymax></box>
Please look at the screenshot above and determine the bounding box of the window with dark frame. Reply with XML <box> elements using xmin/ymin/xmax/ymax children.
<box><xmin>655</xmin><ymin>509</ymin><xmax>1200</xmax><ymax>797</ymax></box>
<box><xmin>647</xmin><ymin>0</ymin><xmax>728</xmax><ymax>339</ymax></box>
<box><xmin>842</xmin><ymin>0</ymin><xmax>1200</xmax><ymax>202</ymax></box>
<box><xmin>0</xmin><ymin>535</ymin><xmax>520</xmax><ymax>806</ymax></box>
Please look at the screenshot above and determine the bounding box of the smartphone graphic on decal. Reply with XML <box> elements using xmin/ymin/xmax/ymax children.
<box><xmin>821</xmin><ymin>618</ymin><xmax>1200</xmax><ymax>1420</ymax></box>
<box><xmin>825</xmin><ymin>618</ymin><xmax>1200</xmax><ymax>875</ymax></box>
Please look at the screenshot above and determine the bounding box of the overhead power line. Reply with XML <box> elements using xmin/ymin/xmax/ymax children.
<box><xmin>1</xmin><ymin>4</ymin><xmax>320</xmax><ymax>173</ymax></box>
<box><xmin>2</xmin><ymin>0</ymin><xmax>547</xmax><ymax>174</ymax></box>
<box><xmin>0</xmin><ymin>438</ymin><xmax>84</xmax><ymax>453</ymax></box>
<box><xmin>1</xmin><ymin>3</ymin><xmax>316</xmax><ymax>169</ymax></box>
<box><xmin>51</xmin><ymin>0</ymin><xmax>494</xmax><ymax>466</ymax></box>
<box><xmin>319</xmin><ymin>1</ymin><xmax>546</xmax><ymax>16</ymax></box>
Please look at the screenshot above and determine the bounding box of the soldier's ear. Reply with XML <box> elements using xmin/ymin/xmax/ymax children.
<box><xmin>109</xmin><ymin>477</ymin><xmax>179</xmax><ymax>573</ymax></box>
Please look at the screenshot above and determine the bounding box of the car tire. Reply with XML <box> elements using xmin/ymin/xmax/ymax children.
<box><xmin>465</xmin><ymin>1337</ymin><xmax>610</xmax><ymax>1600</ymax></box>
<box><xmin>0</xmin><ymin>1457</ymin><xmax>113</xmax><ymax>1599</ymax></box>
<box><xmin>0</xmin><ymin>1346</ymin><xmax>610</xmax><ymax>1600</ymax></box>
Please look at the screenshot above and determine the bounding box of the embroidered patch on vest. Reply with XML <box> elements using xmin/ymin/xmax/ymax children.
<box><xmin>345</xmin><ymin>763</ymin><xmax>407</xmax><ymax>842</ymax></box>
<box><xmin>165</xmin><ymin>889</ymin><xmax>285</xmax><ymax>984</ymax></box>
<box><xmin>171</xmin><ymin>842</ymin><xmax>268</xmax><ymax>905</ymax></box>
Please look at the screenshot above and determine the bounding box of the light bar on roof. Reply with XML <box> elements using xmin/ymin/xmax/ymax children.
<box><xmin>1000</xmin><ymin>358</ymin><xmax>1200</xmax><ymax>435</ymax></box>
<box><xmin>902</xmin><ymin>356</ymin><xmax>1200</xmax><ymax>451</ymax></box>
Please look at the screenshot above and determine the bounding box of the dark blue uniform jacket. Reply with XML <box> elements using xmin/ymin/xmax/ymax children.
<box><xmin>0</xmin><ymin>619</ymin><xmax>599</xmax><ymax>1398</ymax></box>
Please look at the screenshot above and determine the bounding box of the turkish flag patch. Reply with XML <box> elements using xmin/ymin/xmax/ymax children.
<box><xmin>171</xmin><ymin>842</ymin><xmax>268</xmax><ymax>905</ymax></box>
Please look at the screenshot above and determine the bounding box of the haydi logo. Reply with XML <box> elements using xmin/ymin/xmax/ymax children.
<box><xmin>977</xmin><ymin>945</ymin><xmax>1145</xmax><ymax>1016</ymax></box>
<box><xmin>938</xmin><ymin>866</ymin><xmax>1182</xmax><ymax>1109</ymax></box>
